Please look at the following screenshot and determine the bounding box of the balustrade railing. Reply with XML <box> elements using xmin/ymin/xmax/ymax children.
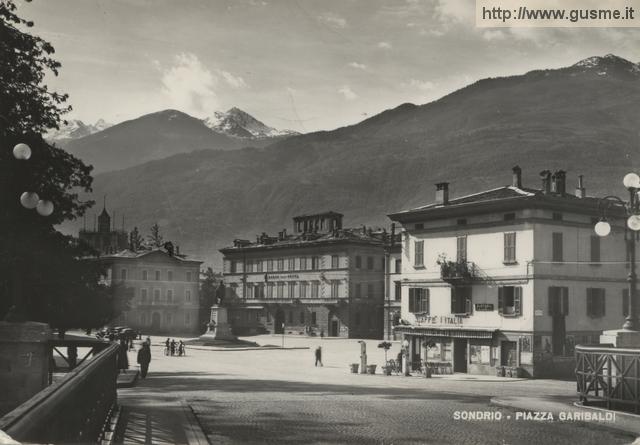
<box><xmin>575</xmin><ymin>344</ymin><xmax>640</xmax><ymax>413</ymax></box>
<box><xmin>0</xmin><ymin>342</ymin><xmax>119</xmax><ymax>443</ymax></box>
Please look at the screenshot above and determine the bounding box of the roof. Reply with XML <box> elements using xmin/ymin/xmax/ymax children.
<box><xmin>220</xmin><ymin>227</ymin><xmax>386</xmax><ymax>253</ymax></box>
<box><xmin>98</xmin><ymin>248</ymin><xmax>202</xmax><ymax>264</ymax></box>
<box><xmin>388</xmin><ymin>185</ymin><xmax>615</xmax><ymax>223</ymax></box>
<box><xmin>292</xmin><ymin>211</ymin><xmax>344</xmax><ymax>219</ymax></box>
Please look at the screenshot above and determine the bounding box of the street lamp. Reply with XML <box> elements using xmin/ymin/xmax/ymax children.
<box><xmin>402</xmin><ymin>338</ymin><xmax>411</xmax><ymax>376</ymax></box>
<box><xmin>594</xmin><ymin>172</ymin><xmax>640</xmax><ymax>331</ymax></box>
<box><xmin>13</xmin><ymin>143</ymin><xmax>55</xmax><ymax>215</ymax></box>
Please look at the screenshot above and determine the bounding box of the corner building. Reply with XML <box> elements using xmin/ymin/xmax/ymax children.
<box><xmin>220</xmin><ymin>212</ymin><xmax>386</xmax><ymax>339</ymax></box>
<box><xmin>389</xmin><ymin>167</ymin><xmax>632</xmax><ymax>378</ymax></box>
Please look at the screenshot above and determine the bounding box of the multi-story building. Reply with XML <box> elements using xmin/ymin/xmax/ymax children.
<box><xmin>79</xmin><ymin>204</ymin><xmax>128</xmax><ymax>254</ymax></box>
<box><xmin>219</xmin><ymin>212</ymin><xmax>386</xmax><ymax>339</ymax></box>
<box><xmin>100</xmin><ymin>247</ymin><xmax>202</xmax><ymax>336</ymax></box>
<box><xmin>388</xmin><ymin>167</ymin><xmax>631</xmax><ymax>377</ymax></box>
<box><xmin>384</xmin><ymin>231</ymin><xmax>402</xmax><ymax>340</ymax></box>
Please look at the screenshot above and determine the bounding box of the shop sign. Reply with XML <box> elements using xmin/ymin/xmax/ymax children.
<box><xmin>474</xmin><ymin>303</ymin><xmax>494</xmax><ymax>311</ymax></box>
<box><xmin>266</xmin><ymin>274</ymin><xmax>300</xmax><ymax>280</ymax></box>
<box><xmin>415</xmin><ymin>314</ymin><xmax>464</xmax><ymax>326</ymax></box>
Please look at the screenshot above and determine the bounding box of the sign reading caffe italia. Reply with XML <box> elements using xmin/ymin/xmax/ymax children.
<box><xmin>415</xmin><ymin>314</ymin><xmax>464</xmax><ymax>325</ymax></box>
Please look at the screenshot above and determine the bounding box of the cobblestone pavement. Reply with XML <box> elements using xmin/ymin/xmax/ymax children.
<box><xmin>119</xmin><ymin>335</ymin><xmax>637</xmax><ymax>445</ymax></box>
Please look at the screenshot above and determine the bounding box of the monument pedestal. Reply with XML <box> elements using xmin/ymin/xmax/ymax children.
<box><xmin>0</xmin><ymin>322</ymin><xmax>52</xmax><ymax>416</ymax></box>
<box><xmin>600</xmin><ymin>329</ymin><xmax>640</xmax><ymax>348</ymax></box>
<box><xmin>200</xmin><ymin>305</ymin><xmax>236</xmax><ymax>341</ymax></box>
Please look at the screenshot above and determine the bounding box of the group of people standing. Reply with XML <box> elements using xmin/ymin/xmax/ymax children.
<box><xmin>164</xmin><ymin>338</ymin><xmax>186</xmax><ymax>356</ymax></box>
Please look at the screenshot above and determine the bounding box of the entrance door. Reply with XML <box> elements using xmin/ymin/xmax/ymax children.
<box><xmin>151</xmin><ymin>312</ymin><xmax>161</xmax><ymax>331</ymax></box>
<box><xmin>274</xmin><ymin>309</ymin><xmax>285</xmax><ymax>334</ymax></box>
<box><xmin>453</xmin><ymin>339</ymin><xmax>468</xmax><ymax>373</ymax></box>
<box><xmin>330</xmin><ymin>320</ymin><xmax>339</xmax><ymax>337</ymax></box>
<box><xmin>500</xmin><ymin>341</ymin><xmax>517</xmax><ymax>367</ymax></box>
<box><xmin>552</xmin><ymin>315</ymin><xmax>566</xmax><ymax>356</ymax></box>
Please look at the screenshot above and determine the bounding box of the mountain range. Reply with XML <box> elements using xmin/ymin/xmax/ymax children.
<box><xmin>66</xmin><ymin>54</ymin><xmax>640</xmax><ymax>267</ymax></box>
<box><xmin>46</xmin><ymin>119</ymin><xmax>112</xmax><ymax>145</ymax></box>
<box><xmin>60</xmin><ymin>108</ymin><xmax>297</xmax><ymax>173</ymax></box>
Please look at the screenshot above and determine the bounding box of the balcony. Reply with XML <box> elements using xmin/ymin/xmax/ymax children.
<box><xmin>439</xmin><ymin>261</ymin><xmax>477</xmax><ymax>283</ymax></box>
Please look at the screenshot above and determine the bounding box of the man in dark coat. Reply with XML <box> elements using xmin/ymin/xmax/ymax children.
<box><xmin>137</xmin><ymin>342</ymin><xmax>151</xmax><ymax>378</ymax></box>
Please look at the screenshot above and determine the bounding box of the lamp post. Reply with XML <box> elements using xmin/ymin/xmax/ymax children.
<box><xmin>402</xmin><ymin>338</ymin><xmax>411</xmax><ymax>376</ymax></box>
<box><xmin>594</xmin><ymin>172</ymin><xmax>640</xmax><ymax>332</ymax></box>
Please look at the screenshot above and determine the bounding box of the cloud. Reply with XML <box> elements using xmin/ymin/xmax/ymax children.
<box><xmin>433</xmin><ymin>0</ymin><xmax>475</xmax><ymax>25</ymax></box>
<box><xmin>218</xmin><ymin>70</ymin><xmax>247</xmax><ymax>89</ymax></box>
<box><xmin>407</xmin><ymin>79</ymin><xmax>436</xmax><ymax>91</ymax></box>
<box><xmin>348</xmin><ymin>62</ymin><xmax>367</xmax><ymax>70</ymax></box>
<box><xmin>338</xmin><ymin>85</ymin><xmax>357</xmax><ymax>100</ymax></box>
<box><xmin>160</xmin><ymin>53</ymin><xmax>219</xmax><ymax>117</ymax></box>
<box><xmin>377</xmin><ymin>41</ymin><xmax>392</xmax><ymax>49</ymax></box>
<box><xmin>317</xmin><ymin>13</ymin><xmax>347</xmax><ymax>28</ymax></box>
<box><xmin>482</xmin><ymin>30</ymin><xmax>507</xmax><ymax>41</ymax></box>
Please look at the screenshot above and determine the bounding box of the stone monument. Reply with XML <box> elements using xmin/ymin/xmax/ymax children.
<box><xmin>199</xmin><ymin>282</ymin><xmax>236</xmax><ymax>342</ymax></box>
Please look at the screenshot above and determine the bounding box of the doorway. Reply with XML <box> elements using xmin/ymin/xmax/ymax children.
<box><xmin>151</xmin><ymin>312</ymin><xmax>161</xmax><ymax>331</ymax></box>
<box><xmin>500</xmin><ymin>341</ymin><xmax>518</xmax><ymax>367</ymax></box>
<box><xmin>330</xmin><ymin>319</ymin><xmax>339</xmax><ymax>337</ymax></box>
<box><xmin>453</xmin><ymin>338</ymin><xmax>468</xmax><ymax>373</ymax></box>
<box><xmin>274</xmin><ymin>309</ymin><xmax>285</xmax><ymax>334</ymax></box>
<box><xmin>552</xmin><ymin>316</ymin><xmax>566</xmax><ymax>356</ymax></box>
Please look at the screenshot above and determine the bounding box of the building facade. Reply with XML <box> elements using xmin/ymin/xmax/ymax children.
<box><xmin>100</xmin><ymin>248</ymin><xmax>202</xmax><ymax>336</ymax></box>
<box><xmin>389</xmin><ymin>167</ymin><xmax>631</xmax><ymax>378</ymax></box>
<box><xmin>384</xmin><ymin>234</ymin><xmax>402</xmax><ymax>340</ymax></box>
<box><xmin>79</xmin><ymin>205</ymin><xmax>128</xmax><ymax>254</ymax></box>
<box><xmin>220</xmin><ymin>212</ymin><xmax>386</xmax><ymax>339</ymax></box>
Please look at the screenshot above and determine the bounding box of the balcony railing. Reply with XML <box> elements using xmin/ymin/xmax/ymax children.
<box><xmin>439</xmin><ymin>261</ymin><xmax>477</xmax><ymax>283</ymax></box>
<box><xmin>575</xmin><ymin>344</ymin><xmax>640</xmax><ymax>413</ymax></box>
<box><xmin>0</xmin><ymin>342</ymin><xmax>119</xmax><ymax>443</ymax></box>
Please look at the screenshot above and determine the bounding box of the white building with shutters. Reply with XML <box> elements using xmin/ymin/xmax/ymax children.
<box><xmin>388</xmin><ymin>167</ymin><xmax>632</xmax><ymax>378</ymax></box>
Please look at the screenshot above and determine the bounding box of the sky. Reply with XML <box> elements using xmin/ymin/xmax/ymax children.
<box><xmin>18</xmin><ymin>0</ymin><xmax>640</xmax><ymax>133</ymax></box>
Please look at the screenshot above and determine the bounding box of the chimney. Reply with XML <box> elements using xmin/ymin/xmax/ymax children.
<box><xmin>540</xmin><ymin>170</ymin><xmax>551</xmax><ymax>194</ymax></box>
<box><xmin>575</xmin><ymin>175</ymin><xmax>586</xmax><ymax>198</ymax></box>
<box><xmin>435</xmin><ymin>182</ymin><xmax>449</xmax><ymax>205</ymax></box>
<box><xmin>512</xmin><ymin>165</ymin><xmax>522</xmax><ymax>188</ymax></box>
<box><xmin>552</xmin><ymin>170</ymin><xmax>566</xmax><ymax>195</ymax></box>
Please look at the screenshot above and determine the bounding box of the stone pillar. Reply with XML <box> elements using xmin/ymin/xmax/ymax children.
<box><xmin>600</xmin><ymin>329</ymin><xmax>640</xmax><ymax>348</ymax></box>
<box><xmin>0</xmin><ymin>322</ymin><xmax>52</xmax><ymax>416</ymax></box>
<box><xmin>200</xmin><ymin>305</ymin><xmax>236</xmax><ymax>341</ymax></box>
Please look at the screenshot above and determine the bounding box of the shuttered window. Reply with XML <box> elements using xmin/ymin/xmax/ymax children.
<box><xmin>590</xmin><ymin>236</ymin><xmax>601</xmax><ymax>263</ymax></box>
<box><xmin>414</xmin><ymin>241</ymin><xmax>424</xmax><ymax>267</ymax></box>
<box><xmin>586</xmin><ymin>288</ymin><xmax>605</xmax><ymax>318</ymax></box>
<box><xmin>498</xmin><ymin>286</ymin><xmax>522</xmax><ymax>316</ymax></box>
<box><xmin>451</xmin><ymin>287</ymin><xmax>472</xmax><ymax>315</ymax></box>
<box><xmin>456</xmin><ymin>236</ymin><xmax>467</xmax><ymax>262</ymax></box>
<box><xmin>548</xmin><ymin>286</ymin><xmax>569</xmax><ymax>315</ymax></box>
<box><xmin>408</xmin><ymin>288</ymin><xmax>430</xmax><ymax>313</ymax></box>
<box><xmin>504</xmin><ymin>232</ymin><xmax>516</xmax><ymax>263</ymax></box>
<box><xmin>552</xmin><ymin>232</ymin><xmax>563</xmax><ymax>262</ymax></box>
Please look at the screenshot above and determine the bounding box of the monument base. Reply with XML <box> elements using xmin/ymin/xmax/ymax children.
<box><xmin>199</xmin><ymin>305</ymin><xmax>236</xmax><ymax>342</ymax></box>
<box><xmin>600</xmin><ymin>329</ymin><xmax>640</xmax><ymax>348</ymax></box>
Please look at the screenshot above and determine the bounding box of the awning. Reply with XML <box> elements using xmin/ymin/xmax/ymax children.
<box><xmin>394</xmin><ymin>325</ymin><xmax>496</xmax><ymax>339</ymax></box>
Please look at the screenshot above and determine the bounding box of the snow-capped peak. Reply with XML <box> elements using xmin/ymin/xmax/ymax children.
<box><xmin>203</xmin><ymin>107</ymin><xmax>298</xmax><ymax>138</ymax></box>
<box><xmin>572</xmin><ymin>54</ymin><xmax>640</xmax><ymax>75</ymax></box>
<box><xmin>46</xmin><ymin>118</ymin><xmax>113</xmax><ymax>141</ymax></box>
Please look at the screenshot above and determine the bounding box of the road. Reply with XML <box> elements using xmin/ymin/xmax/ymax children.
<box><xmin>118</xmin><ymin>335</ymin><xmax>637</xmax><ymax>445</ymax></box>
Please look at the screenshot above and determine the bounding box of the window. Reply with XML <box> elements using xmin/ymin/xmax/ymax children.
<box><xmin>311</xmin><ymin>257</ymin><xmax>320</xmax><ymax>270</ymax></box>
<box><xmin>355</xmin><ymin>283</ymin><xmax>361</xmax><ymax>298</ymax></box>
<box><xmin>415</xmin><ymin>223</ymin><xmax>424</xmax><ymax>230</ymax></box>
<box><xmin>246</xmin><ymin>284</ymin><xmax>254</xmax><ymax>299</ymax></box>
<box><xmin>311</xmin><ymin>312</ymin><xmax>317</xmax><ymax>325</ymax></box>
<box><xmin>331</xmin><ymin>281</ymin><xmax>340</xmax><ymax>298</ymax></box>
<box><xmin>300</xmin><ymin>257</ymin><xmax>308</xmax><ymax>270</ymax></box>
<box><xmin>409</xmin><ymin>288</ymin><xmax>429</xmax><ymax>313</ymax></box>
<box><xmin>590</xmin><ymin>236</ymin><xmax>601</xmax><ymax>263</ymax></box>
<box><xmin>267</xmin><ymin>259</ymin><xmax>274</xmax><ymax>272</ymax></box>
<box><xmin>277</xmin><ymin>259</ymin><xmax>284</xmax><ymax>271</ymax></box>
<box><xmin>456</xmin><ymin>236</ymin><xmax>467</xmax><ymax>262</ymax></box>
<box><xmin>552</xmin><ymin>232</ymin><xmax>563</xmax><ymax>262</ymax></box>
<box><xmin>394</xmin><ymin>281</ymin><xmax>401</xmax><ymax>301</ymax></box>
<box><xmin>504</xmin><ymin>232</ymin><xmax>516</xmax><ymax>263</ymax></box>
<box><xmin>504</xmin><ymin>212</ymin><xmax>516</xmax><ymax>221</ymax></box>
<box><xmin>552</xmin><ymin>212</ymin><xmax>563</xmax><ymax>221</ymax></box>
<box><xmin>186</xmin><ymin>271</ymin><xmax>192</xmax><ymax>282</ymax></box>
<box><xmin>367</xmin><ymin>283</ymin><xmax>373</xmax><ymax>299</ymax></box>
<box><xmin>288</xmin><ymin>258</ymin><xmax>295</xmax><ymax>270</ymax></box>
<box><xmin>331</xmin><ymin>255</ymin><xmax>339</xmax><ymax>269</ymax></box>
<box><xmin>395</xmin><ymin>259</ymin><xmax>402</xmax><ymax>274</ymax></box>
<box><xmin>451</xmin><ymin>287</ymin><xmax>472</xmax><ymax>315</ymax></box>
<box><xmin>548</xmin><ymin>286</ymin><xmax>569</xmax><ymax>315</ymax></box>
<box><xmin>587</xmin><ymin>288</ymin><xmax>606</xmax><ymax>318</ymax></box>
<box><xmin>367</xmin><ymin>257</ymin><xmax>374</xmax><ymax>270</ymax></box>
<box><xmin>142</xmin><ymin>270</ymin><xmax>148</xmax><ymax>281</ymax></box>
<box><xmin>277</xmin><ymin>282</ymin><xmax>284</xmax><ymax>298</ymax></box>
<box><xmin>300</xmin><ymin>282</ymin><xmax>308</xmax><ymax>299</ymax></box>
<box><xmin>311</xmin><ymin>281</ymin><xmax>319</xmax><ymax>298</ymax></box>
<box><xmin>456</xmin><ymin>218</ymin><xmax>467</xmax><ymax>226</ymax></box>
<box><xmin>230</xmin><ymin>261</ymin><xmax>237</xmax><ymax>273</ymax></box>
<box><xmin>120</xmin><ymin>268</ymin><xmax>127</xmax><ymax>280</ymax></box>
<box><xmin>288</xmin><ymin>282</ymin><xmax>295</xmax><ymax>299</ymax></box>
<box><xmin>185</xmin><ymin>313</ymin><xmax>191</xmax><ymax>325</ymax></box>
<box><xmin>623</xmin><ymin>289</ymin><xmax>629</xmax><ymax>317</ymax></box>
<box><xmin>186</xmin><ymin>290</ymin><xmax>192</xmax><ymax>302</ymax></box>
<box><xmin>498</xmin><ymin>286</ymin><xmax>522</xmax><ymax>316</ymax></box>
<box><xmin>414</xmin><ymin>241</ymin><xmax>424</xmax><ymax>267</ymax></box>
<box><xmin>256</xmin><ymin>283</ymin><xmax>264</xmax><ymax>299</ymax></box>
<box><xmin>165</xmin><ymin>312</ymin><xmax>172</xmax><ymax>325</ymax></box>
<box><xmin>355</xmin><ymin>256</ymin><xmax>362</xmax><ymax>269</ymax></box>
<box><xmin>167</xmin><ymin>289</ymin><xmax>173</xmax><ymax>302</ymax></box>
<box><xmin>246</xmin><ymin>261</ymin><xmax>253</xmax><ymax>273</ymax></box>
<box><xmin>256</xmin><ymin>260</ymin><xmax>263</xmax><ymax>273</ymax></box>
<box><xmin>167</xmin><ymin>270</ymin><xmax>173</xmax><ymax>281</ymax></box>
<box><xmin>154</xmin><ymin>289</ymin><xmax>160</xmax><ymax>302</ymax></box>
<box><xmin>140</xmin><ymin>288</ymin><xmax>148</xmax><ymax>302</ymax></box>
<box><xmin>266</xmin><ymin>283</ymin><xmax>274</xmax><ymax>299</ymax></box>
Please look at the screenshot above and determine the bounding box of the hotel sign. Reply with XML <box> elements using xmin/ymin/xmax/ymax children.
<box><xmin>266</xmin><ymin>274</ymin><xmax>300</xmax><ymax>280</ymax></box>
<box><xmin>415</xmin><ymin>314</ymin><xmax>464</xmax><ymax>326</ymax></box>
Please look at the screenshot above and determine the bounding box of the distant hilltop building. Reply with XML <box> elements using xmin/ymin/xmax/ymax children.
<box><xmin>78</xmin><ymin>199</ymin><xmax>128</xmax><ymax>254</ymax></box>
<box><xmin>220</xmin><ymin>211</ymin><xmax>392</xmax><ymax>339</ymax></box>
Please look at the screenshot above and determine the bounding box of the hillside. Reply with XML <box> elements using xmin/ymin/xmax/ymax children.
<box><xmin>71</xmin><ymin>55</ymin><xmax>640</xmax><ymax>266</ymax></box>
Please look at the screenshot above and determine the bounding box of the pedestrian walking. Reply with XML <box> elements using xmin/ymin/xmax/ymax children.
<box><xmin>170</xmin><ymin>339</ymin><xmax>176</xmax><ymax>356</ymax></box>
<box><xmin>178</xmin><ymin>341</ymin><xmax>185</xmax><ymax>356</ymax></box>
<box><xmin>117</xmin><ymin>338</ymin><xmax>129</xmax><ymax>373</ymax></box>
<box><xmin>315</xmin><ymin>346</ymin><xmax>323</xmax><ymax>367</ymax></box>
<box><xmin>165</xmin><ymin>338</ymin><xmax>170</xmax><ymax>355</ymax></box>
<box><xmin>137</xmin><ymin>342</ymin><xmax>152</xmax><ymax>378</ymax></box>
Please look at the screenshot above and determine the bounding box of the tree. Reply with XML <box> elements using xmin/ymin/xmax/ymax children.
<box><xmin>129</xmin><ymin>226</ymin><xmax>143</xmax><ymax>251</ymax></box>
<box><xmin>147</xmin><ymin>223</ymin><xmax>163</xmax><ymax>248</ymax></box>
<box><xmin>0</xmin><ymin>1</ymin><xmax>126</xmax><ymax>331</ymax></box>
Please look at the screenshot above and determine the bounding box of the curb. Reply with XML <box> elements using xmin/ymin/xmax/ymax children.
<box><xmin>182</xmin><ymin>402</ymin><xmax>210</xmax><ymax>445</ymax></box>
<box><xmin>116</xmin><ymin>371</ymin><xmax>139</xmax><ymax>388</ymax></box>
<box><xmin>181</xmin><ymin>345</ymin><xmax>310</xmax><ymax>352</ymax></box>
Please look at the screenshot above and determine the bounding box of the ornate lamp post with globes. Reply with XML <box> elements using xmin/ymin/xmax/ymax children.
<box><xmin>594</xmin><ymin>172</ymin><xmax>640</xmax><ymax>345</ymax></box>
